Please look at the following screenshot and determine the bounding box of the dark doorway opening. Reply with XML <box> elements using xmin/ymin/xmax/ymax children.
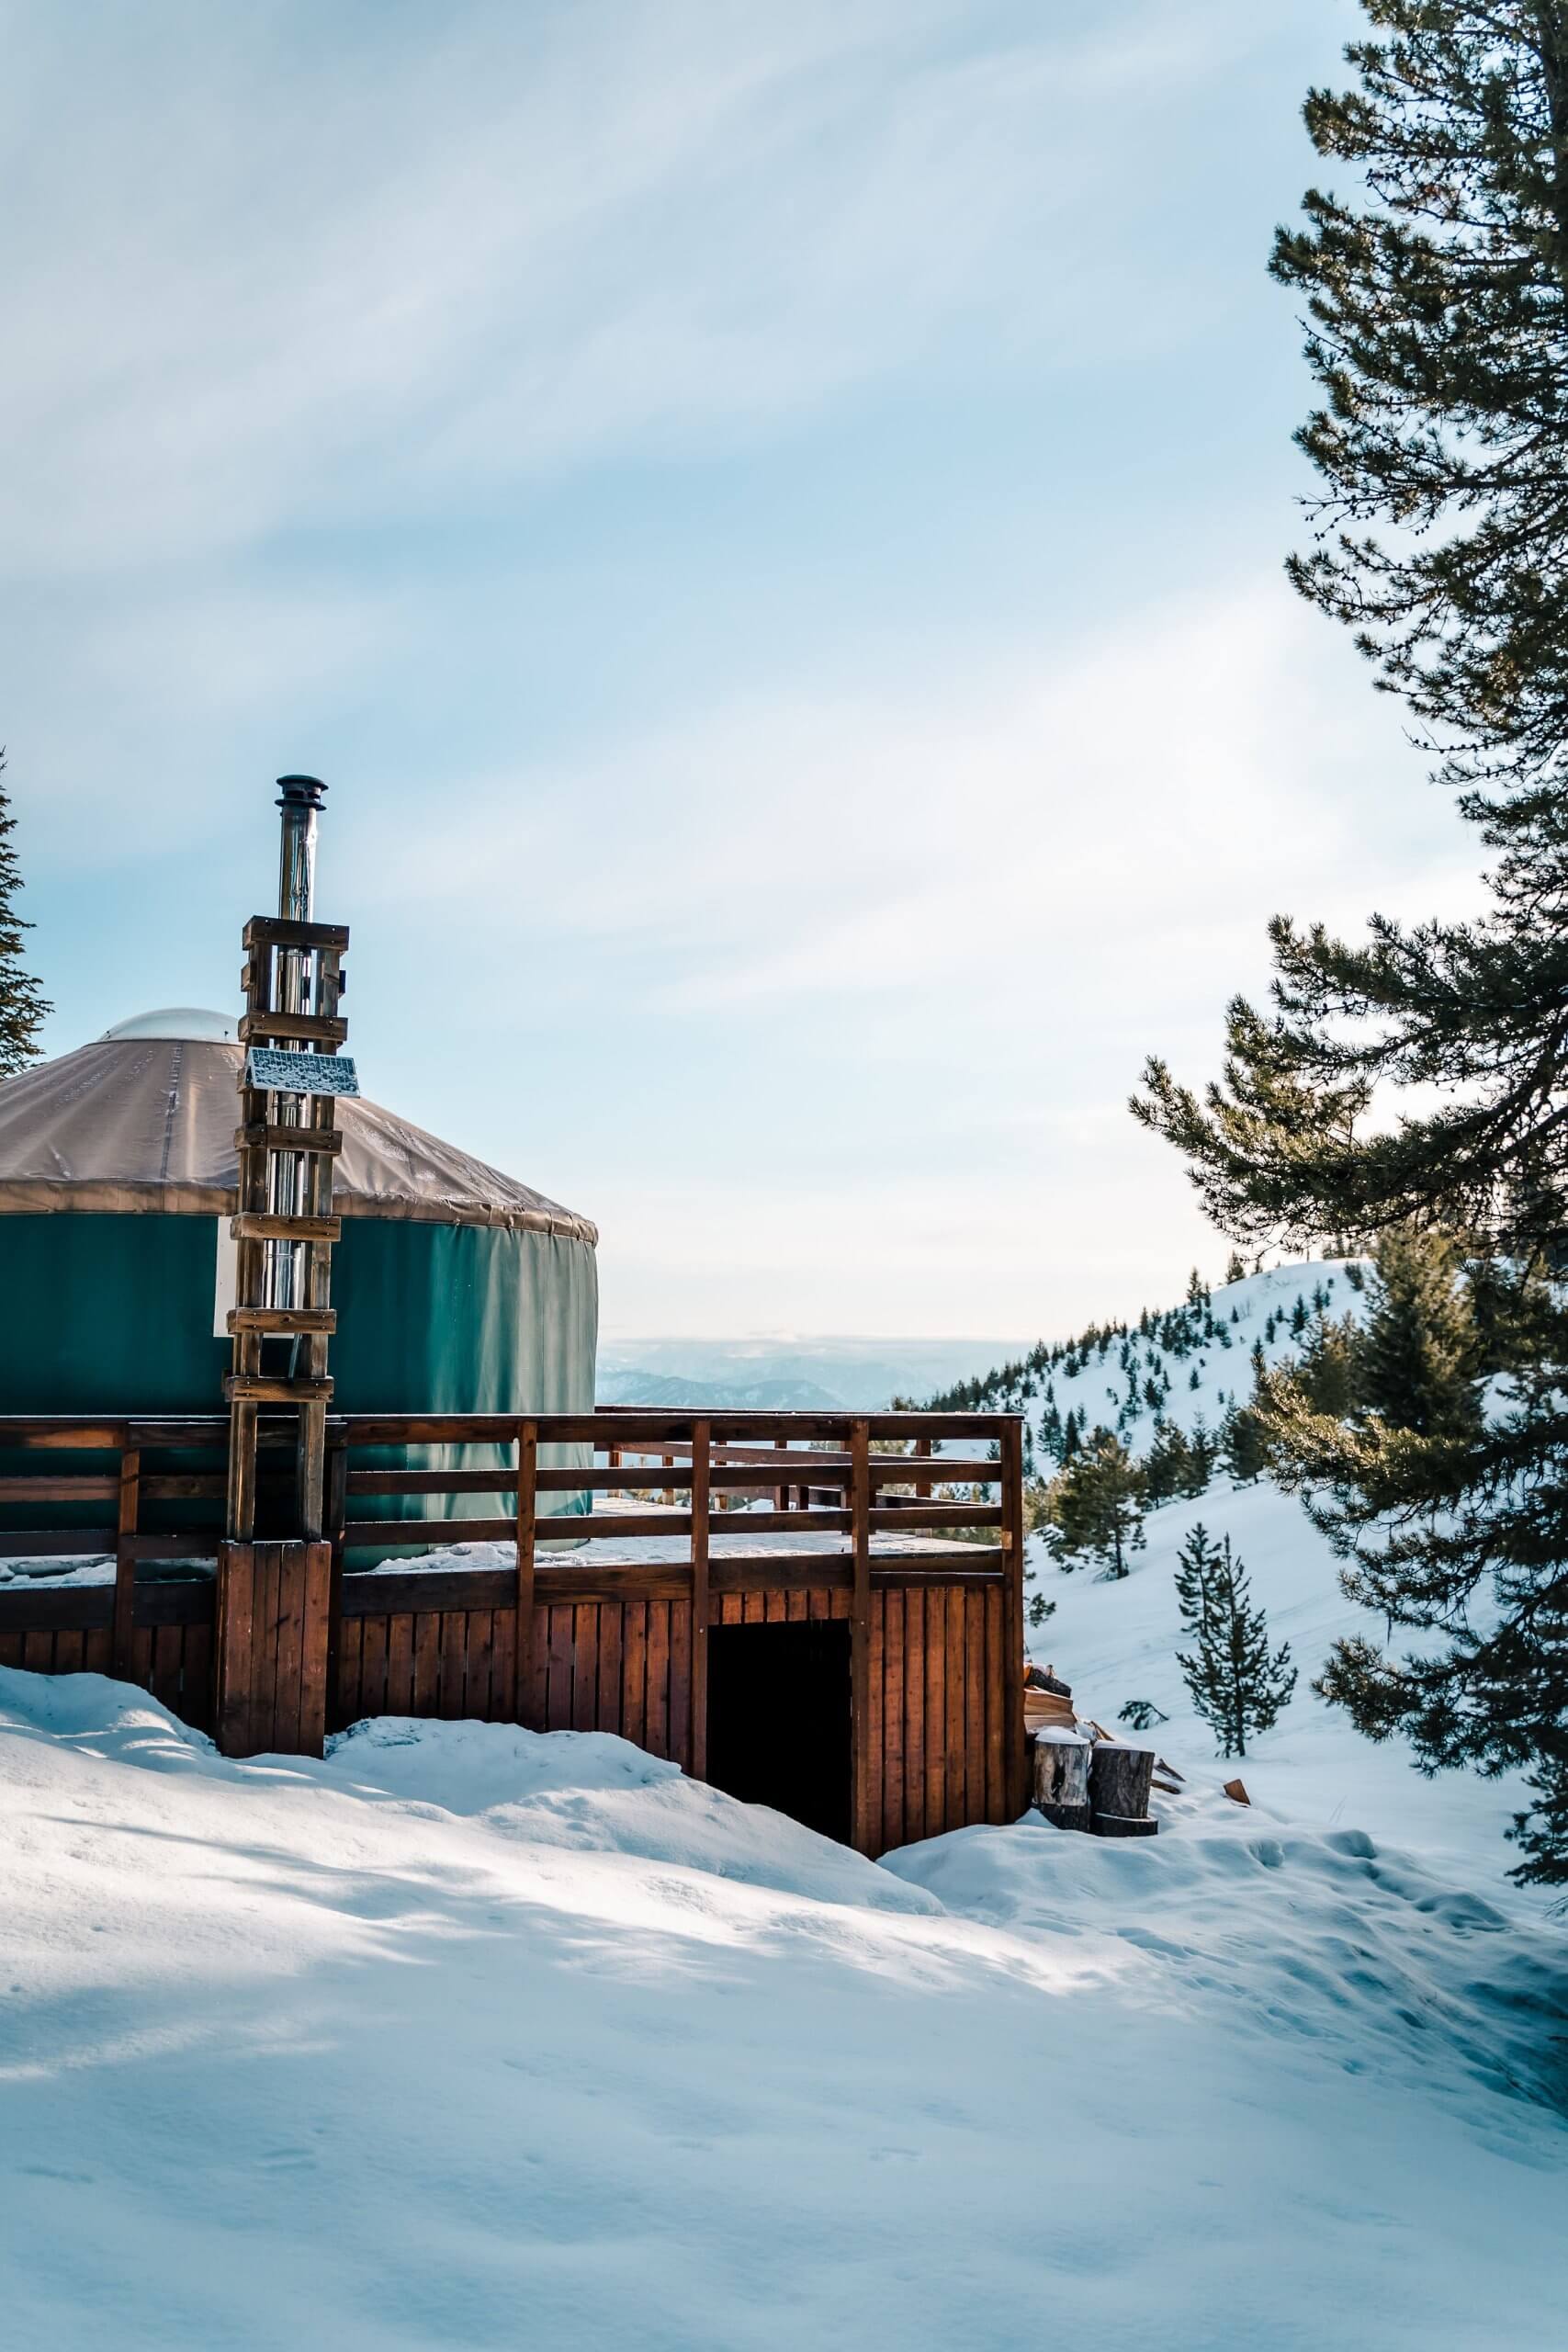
<box><xmin>706</xmin><ymin>1619</ymin><xmax>852</xmax><ymax>1845</ymax></box>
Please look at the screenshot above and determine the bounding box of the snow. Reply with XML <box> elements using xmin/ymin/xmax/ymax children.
<box><xmin>1029</xmin><ymin>1475</ymin><xmax>1540</xmax><ymax>1890</ymax></box>
<box><xmin>3</xmin><ymin>1666</ymin><xmax>1565</xmax><ymax>2348</ymax></box>
<box><xmin>1021</xmin><ymin>1259</ymin><xmax>1371</xmax><ymax>1459</ymax></box>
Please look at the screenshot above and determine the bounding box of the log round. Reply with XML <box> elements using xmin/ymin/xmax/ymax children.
<box><xmin>1088</xmin><ymin>1741</ymin><xmax>1154</xmax><ymax>1823</ymax></box>
<box><xmin>1032</xmin><ymin>1734</ymin><xmax>1092</xmax><ymax>1831</ymax></box>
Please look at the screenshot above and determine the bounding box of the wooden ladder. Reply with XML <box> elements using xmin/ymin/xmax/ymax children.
<box><xmin>224</xmin><ymin>912</ymin><xmax>351</xmax><ymax>1542</ymax></box>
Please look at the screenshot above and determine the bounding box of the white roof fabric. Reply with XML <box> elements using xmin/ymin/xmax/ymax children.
<box><xmin>0</xmin><ymin>1035</ymin><xmax>597</xmax><ymax>1244</ymax></box>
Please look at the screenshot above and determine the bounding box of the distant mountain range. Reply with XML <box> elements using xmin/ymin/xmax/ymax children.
<box><xmin>595</xmin><ymin>1336</ymin><xmax>1032</xmax><ymax>1413</ymax></box>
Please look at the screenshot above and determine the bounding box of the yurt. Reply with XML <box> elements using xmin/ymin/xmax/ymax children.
<box><xmin>0</xmin><ymin>1008</ymin><xmax>597</xmax><ymax>1523</ymax></box>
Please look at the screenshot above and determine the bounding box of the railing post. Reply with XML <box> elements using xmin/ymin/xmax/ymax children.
<box><xmin>774</xmin><ymin>1435</ymin><xmax>787</xmax><ymax>1512</ymax></box>
<box><xmin>1001</xmin><ymin>1417</ymin><xmax>1027</xmax><ymax>1818</ymax></box>
<box><xmin>323</xmin><ymin>1431</ymin><xmax>348</xmax><ymax>1730</ymax></box>
<box><xmin>914</xmin><ymin>1434</ymin><xmax>932</xmax><ymax>1501</ymax></box>
<box><xmin>690</xmin><ymin>1419</ymin><xmax>711</xmax><ymax>1781</ymax></box>
<box><xmin>513</xmin><ymin>1419</ymin><xmax>538</xmax><ymax>1727</ymax></box>
<box><xmin>850</xmin><ymin>1418</ymin><xmax>874</xmax><ymax>1853</ymax></box>
<box><xmin>112</xmin><ymin>1444</ymin><xmax>140</xmax><ymax>1677</ymax></box>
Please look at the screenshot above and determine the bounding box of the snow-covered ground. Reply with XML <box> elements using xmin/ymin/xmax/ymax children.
<box><xmin>1029</xmin><ymin>1476</ymin><xmax>1537</xmax><ymax>1889</ymax></box>
<box><xmin>3</xmin><ymin>1664</ymin><xmax>1565</xmax><ymax>2350</ymax></box>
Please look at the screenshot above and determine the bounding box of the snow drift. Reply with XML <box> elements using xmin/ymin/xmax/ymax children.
<box><xmin>2</xmin><ymin>1667</ymin><xmax>1565</xmax><ymax>2351</ymax></box>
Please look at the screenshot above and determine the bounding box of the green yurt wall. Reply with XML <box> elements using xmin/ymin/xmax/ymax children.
<box><xmin>0</xmin><ymin>1012</ymin><xmax>598</xmax><ymax>1542</ymax></box>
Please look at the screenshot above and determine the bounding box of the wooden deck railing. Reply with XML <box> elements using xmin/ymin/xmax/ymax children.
<box><xmin>0</xmin><ymin>1410</ymin><xmax>1027</xmax><ymax>1848</ymax></box>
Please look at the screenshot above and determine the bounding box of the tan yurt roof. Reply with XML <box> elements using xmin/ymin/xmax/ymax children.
<box><xmin>0</xmin><ymin>1017</ymin><xmax>597</xmax><ymax>1244</ymax></box>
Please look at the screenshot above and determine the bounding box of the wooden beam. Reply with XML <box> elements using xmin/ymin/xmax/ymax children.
<box><xmin>243</xmin><ymin>915</ymin><xmax>350</xmax><ymax>953</ymax></box>
<box><xmin>224</xmin><ymin>1375</ymin><xmax>334</xmax><ymax>1405</ymax></box>
<box><xmin>234</xmin><ymin>1123</ymin><xmax>344</xmax><ymax>1156</ymax></box>
<box><xmin>690</xmin><ymin>1419</ymin><xmax>710</xmax><ymax>1781</ymax></box>
<box><xmin>850</xmin><ymin>1418</ymin><xmax>874</xmax><ymax>1855</ymax></box>
<box><xmin>513</xmin><ymin>1421</ymin><xmax>537</xmax><ymax>1728</ymax></box>
<box><xmin>230</xmin><ymin>1211</ymin><xmax>341</xmax><ymax>1245</ymax></box>
<box><xmin>112</xmin><ymin>1446</ymin><xmax>140</xmax><ymax>1676</ymax></box>
<box><xmin>227</xmin><ymin>1306</ymin><xmax>337</xmax><ymax>1336</ymax></box>
<box><xmin>1000</xmin><ymin>1418</ymin><xmax>1027</xmax><ymax>1821</ymax></box>
<box><xmin>236</xmin><ymin>1010</ymin><xmax>349</xmax><ymax>1047</ymax></box>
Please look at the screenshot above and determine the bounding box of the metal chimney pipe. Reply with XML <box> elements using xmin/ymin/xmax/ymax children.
<box><xmin>276</xmin><ymin>774</ymin><xmax>324</xmax><ymax>925</ymax></box>
<box><xmin>268</xmin><ymin>776</ymin><xmax>328</xmax><ymax>1313</ymax></box>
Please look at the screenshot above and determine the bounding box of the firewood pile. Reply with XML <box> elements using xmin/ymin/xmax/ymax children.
<box><xmin>1024</xmin><ymin>1666</ymin><xmax>1181</xmax><ymax>1838</ymax></box>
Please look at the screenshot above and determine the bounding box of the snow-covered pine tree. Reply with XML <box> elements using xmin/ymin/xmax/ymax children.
<box><xmin>0</xmin><ymin>753</ymin><xmax>49</xmax><ymax>1075</ymax></box>
<box><xmin>1225</xmin><ymin>1249</ymin><xmax>1247</xmax><ymax>1284</ymax></box>
<box><xmin>1176</xmin><ymin>1533</ymin><xmax>1296</xmax><ymax>1758</ymax></box>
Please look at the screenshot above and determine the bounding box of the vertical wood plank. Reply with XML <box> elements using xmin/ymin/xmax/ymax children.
<box><xmin>964</xmin><ymin>1586</ymin><xmax>987</xmax><ymax>1832</ymax></box>
<box><xmin>466</xmin><ymin>1610</ymin><xmax>494</xmax><ymax>1720</ymax></box>
<box><xmin>112</xmin><ymin>1446</ymin><xmax>140</xmax><ymax>1677</ymax></box>
<box><xmin>742</xmin><ymin>1589</ymin><xmax>765</xmax><ymax>1626</ymax></box>
<box><xmin>645</xmin><ymin>1601</ymin><xmax>670</xmax><ymax>1758</ymax></box>
<box><xmin>904</xmin><ymin>1584</ymin><xmax>925</xmax><ymax>1845</ymax></box>
<box><xmin>0</xmin><ymin>1632</ymin><xmax>24</xmax><ymax>1669</ymax></box>
<box><xmin>52</xmin><ymin>1628</ymin><xmax>85</xmax><ymax>1674</ymax></box>
<box><xmin>850</xmin><ymin>1419</ymin><xmax>874</xmax><ymax>1854</ymax></box>
<box><xmin>866</xmin><ymin>1586</ymin><xmax>885</xmax><ymax>1853</ymax></box>
<box><xmin>22</xmin><ymin>1629</ymin><xmax>55</xmax><ymax>1672</ymax></box>
<box><xmin>84</xmin><ymin>1624</ymin><xmax>112</xmax><ymax>1677</ymax></box>
<box><xmin>669</xmin><ymin>1600</ymin><xmax>693</xmax><ymax>1772</ymax></box>
<box><xmin>721</xmin><ymin>1593</ymin><xmax>742</xmax><ymax>1625</ymax></box>
<box><xmin>924</xmin><ymin>1583</ymin><xmax>946</xmax><ymax>1838</ymax></box>
<box><xmin>438</xmin><ymin>1612</ymin><xmax>468</xmax><ymax>1719</ymax></box>
<box><xmin>386</xmin><ymin>1612</ymin><xmax>414</xmax><ymax>1714</ymax></box>
<box><xmin>689</xmin><ymin>1420</ymin><xmax>710</xmax><ymax>1781</ymax></box>
<box><xmin>334</xmin><ymin>1611</ymin><xmax>363</xmax><ymax>1729</ymax></box>
<box><xmin>621</xmin><ymin>1602</ymin><xmax>647</xmax><ymax>1749</ymax></box>
<box><xmin>527</xmin><ymin>1601</ymin><xmax>548</xmax><ymax>1729</ymax></box>
<box><xmin>257</xmin><ymin>1544</ymin><xmax>287</xmax><ymax>1750</ymax></box>
<box><xmin>547</xmin><ymin>1605</ymin><xmax>573</xmax><ymax>1730</ymax></box>
<box><xmin>596</xmin><ymin>1603</ymin><xmax>622</xmax><ymax>1738</ymax></box>
<box><xmin>944</xmin><ymin>1573</ymin><xmax>966</xmax><ymax>1835</ymax></box>
<box><xmin>513</xmin><ymin>1420</ymin><xmax>537</xmax><ymax>1725</ymax></box>
<box><xmin>272</xmin><ymin>1547</ymin><xmax>308</xmax><ymax>1754</ymax></box>
<box><xmin>882</xmin><ymin>1586</ymin><xmax>905</xmax><ymax>1855</ymax></box>
<box><xmin>360</xmin><ymin>1615</ymin><xmax>389</xmax><ymax>1721</ymax></box>
<box><xmin>490</xmin><ymin>1606</ymin><xmax>515</xmax><ymax>1724</ymax></box>
<box><xmin>984</xmin><ymin>1580</ymin><xmax>1005</xmax><ymax>1823</ymax></box>
<box><xmin>1001</xmin><ymin>1418</ymin><xmax>1028</xmax><ymax>1819</ymax></box>
<box><xmin>214</xmin><ymin>1539</ymin><xmax>255</xmax><ymax>1758</ymax></box>
<box><xmin>412</xmin><ymin>1611</ymin><xmax>440</xmax><ymax>1714</ymax></box>
<box><xmin>785</xmin><ymin>1588</ymin><xmax>807</xmax><ymax>1624</ymax></box>
<box><xmin>572</xmin><ymin>1605</ymin><xmax>598</xmax><ymax>1732</ymax></box>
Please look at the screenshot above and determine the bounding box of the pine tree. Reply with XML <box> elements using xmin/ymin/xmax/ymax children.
<box><xmin>1176</xmin><ymin>1532</ymin><xmax>1296</xmax><ymax>1758</ymax></box>
<box><xmin>1043</xmin><ymin>1428</ymin><xmax>1146</xmax><ymax>1579</ymax></box>
<box><xmin>1297</xmin><ymin>1310</ymin><xmax>1360</xmax><ymax>1419</ymax></box>
<box><xmin>1186</xmin><ymin>1414</ymin><xmax>1218</xmax><ymax>1496</ymax></box>
<box><xmin>1174</xmin><ymin>1521</ymin><xmax>1224</xmax><ymax>1634</ymax></box>
<box><xmin>1143</xmin><ymin>1416</ymin><xmax>1196</xmax><ymax>1507</ymax></box>
<box><xmin>1220</xmin><ymin>1400</ymin><xmax>1271</xmax><ymax>1486</ymax></box>
<box><xmin>0</xmin><ymin>753</ymin><xmax>48</xmax><ymax>1075</ymax></box>
<box><xmin>1134</xmin><ymin>4</ymin><xmax>1568</xmax><ymax>1883</ymax></box>
<box><xmin>1356</xmin><ymin>1226</ymin><xmax>1482</xmax><ymax>1438</ymax></box>
<box><xmin>1224</xmin><ymin>1249</ymin><xmax>1247</xmax><ymax>1285</ymax></box>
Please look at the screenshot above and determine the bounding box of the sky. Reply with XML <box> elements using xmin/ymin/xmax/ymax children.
<box><xmin>1</xmin><ymin>0</ymin><xmax>1482</xmax><ymax>1340</ymax></box>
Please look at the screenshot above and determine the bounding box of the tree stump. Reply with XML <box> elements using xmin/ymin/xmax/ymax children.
<box><xmin>1032</xmin><ymin>1734</ymin><xmax>1091</xmax><ymax>1832</ymax></box>
<box><xmin>1089</xmin><ymin>1741</ymin><xmax>1154</xmax><ymax>1831</ymax></box>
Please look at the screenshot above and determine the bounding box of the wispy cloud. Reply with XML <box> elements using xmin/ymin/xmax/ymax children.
<box><xmin>0</xmin><ymin>0</ymin><xmax>1263</xmax><ymax>578</ymax></box>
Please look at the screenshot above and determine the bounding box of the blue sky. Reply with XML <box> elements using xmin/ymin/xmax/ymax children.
<box><xmin>2</xmin><ymin>0</ymin><xmax>1477</xmax><ymax>1337</ymax></box>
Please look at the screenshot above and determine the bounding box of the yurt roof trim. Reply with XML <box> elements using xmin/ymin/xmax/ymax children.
<box><xmin>0</xmin><ymin>1033</ymin><xmax>597</xmax><ymax>1245</ymax></box>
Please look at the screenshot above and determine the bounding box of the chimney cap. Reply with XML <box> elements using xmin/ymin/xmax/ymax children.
<box><xmin>276</xmin><ymin>774</ymin><xmax>327</xmax><ymax>808</ymax></box>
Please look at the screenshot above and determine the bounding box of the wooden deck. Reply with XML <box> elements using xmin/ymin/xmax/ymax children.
<box><xmin>0</xmin><ymin>1409</ymin><xmax>1028</xmax><ymax>1854</ymax></box>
